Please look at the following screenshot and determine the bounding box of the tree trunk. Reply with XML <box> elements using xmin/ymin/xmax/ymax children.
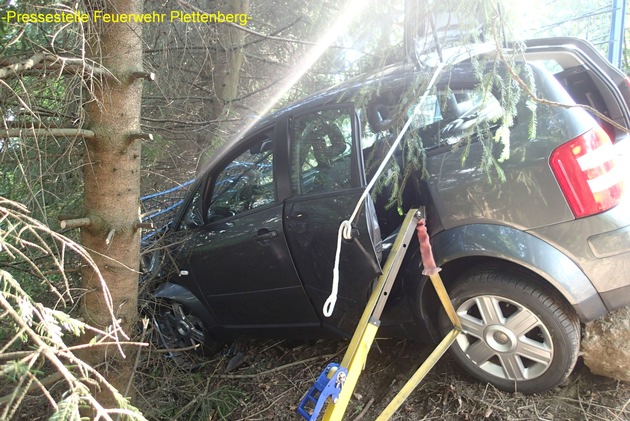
<box><xmin>81</xmin><ymin>0</ymin><xmax>143</xmax><ymax>407</ymax></box>
<box><xmin>208</xmin><ymin>0</ymin><xmax>250</xmax><ymax>120</ymax></box>
<box><xmin>197</xmin><ymin>0</ymin><xmax>250</xmax><ymax>170</ymax></box>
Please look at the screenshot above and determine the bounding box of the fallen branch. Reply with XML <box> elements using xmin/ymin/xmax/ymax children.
<box><xmin>218</xmin><ymin>354</ymin><xmax>337</xmax><ymax>379</ymax></box>
<box><xmin>352</xmin><ymin>397</ymin><xmax>375</xmax><ymax>421</ymax></box>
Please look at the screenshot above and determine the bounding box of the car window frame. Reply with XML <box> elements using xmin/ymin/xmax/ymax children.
<box><xmin>288</xmin><ymin>103</ymin><xmax>364</xmax><ymax>196</ymax></box>
<box><xmin>203</xmin><ymin>129</ymin><xmax>277</xmax><ymax>223</ymax></box>
<box><xmin>175</xmin><ymin>126</ymin><xmax>277</xmax><ymax>230</ymax></box>
<box><xmin>421</xmin><ymin>83</ymin><xmax>506</xmax><ymax>157</ymax></box>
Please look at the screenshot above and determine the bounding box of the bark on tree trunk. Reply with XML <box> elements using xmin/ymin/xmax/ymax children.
<box><xmin>81</xmin><ymin>0</ymin><xmax>143</xmax><ymax>407</ymax></box>
<box><xmin>209</xmin><ymin>0</ymin><xmax>250</xmax><ymax>120</ymax></box>
<box><xmin>196</xmin><ymin>0</ymin><xmax>250</xmax><ymax>172</ymax></box>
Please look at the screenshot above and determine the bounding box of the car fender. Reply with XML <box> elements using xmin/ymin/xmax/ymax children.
<box><xmin>430</xmin><ymin>224</ymin><xmax>608</xmax><ymax>322</ymax></box>
<box><xmin>154</xmin><ymin>282</ymin><xmax>216</xmax><ymax>329</ymax></box>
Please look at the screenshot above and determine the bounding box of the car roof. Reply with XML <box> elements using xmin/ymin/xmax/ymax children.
<box><xmin>200</xmin><ymin>39</ymin><xmax>588</xmax><ymax>175</ymax></box>
<box><xmin>252</xmin><ymin>42</ymin><xmax>500</xmax><ymax>128</ymax></box>
<box><xmin>197</xmin><ymin>45</ymin><xmax>501</xmax><ymax>176</ymax></box>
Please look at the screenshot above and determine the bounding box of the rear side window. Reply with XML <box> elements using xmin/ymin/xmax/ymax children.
<box><xmin>553</xmin><ymin>66</ymin><xmax>616</xmax><ymax>139</ymax></box>
<box><xmin>361</xmin><ymin>87</ymin><xmax>504</xmax><ymax>151</ymax></box>
<box><xmin>410</xmin><ymin>90</ymin><xmax>504</xmax><ymax>149</ymax></box>
<box><xmin>530</xmin><ymin>56</ymin><xmax>628</xmax><ymax>143</ymax></box>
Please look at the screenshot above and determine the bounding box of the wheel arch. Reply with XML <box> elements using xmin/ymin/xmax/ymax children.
<box><xmin>154</xmin><ymin>282</ymin><xmax>217</xmax><ymax>330</ymax></box>
<box><xmin>410</xmin><ymin>224</ymin><xmax>608</xmax><ymax>325</ymax></box>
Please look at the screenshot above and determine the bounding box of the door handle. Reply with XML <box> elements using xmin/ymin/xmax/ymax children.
<box><xmin>253</xmin><ymin>229</ymin><xmax>278</xmax><ymax>244</ymax></box>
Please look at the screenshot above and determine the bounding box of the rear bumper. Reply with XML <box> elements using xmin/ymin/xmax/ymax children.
<box><xmin>600</xmin><ymin>285</ymin><xmax>630</xmax><ymax>312</ymax></box>
<box><xmin>531</xmin><ymin>199</ymin><xmax>630</xmax><ymax>314</ymax></box>
<box><xmin>585</xmin><ymin>225</ymin><xmax>630</xmax><ymax>312</ymax></box>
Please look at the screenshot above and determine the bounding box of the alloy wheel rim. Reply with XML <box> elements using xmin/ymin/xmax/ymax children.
<box><xmin>455</xmin><ymin>295</ymin><xmax>554</xmax><ymax>381</ymax></box>
<box><xmin>166</xmin><ymin>302</ymin><xmax>206</xmax><ymax>348</ymax></box>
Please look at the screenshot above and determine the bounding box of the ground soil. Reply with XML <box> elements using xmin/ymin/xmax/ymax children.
<box><xmin>135</xmin><ymin>336</ymin><xmax>630</xmax><ymax>420</ymax></box>
<box><xmin>10</xmin><ymin>330</ymin><xmax>629</xmax><ymax>420</ymax></box>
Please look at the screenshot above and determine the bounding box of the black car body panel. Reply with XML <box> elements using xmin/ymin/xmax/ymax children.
<box><xmin>157</xmin><ymin>37</ymin><xmax>630</xmax><ymax>348</ymax></box>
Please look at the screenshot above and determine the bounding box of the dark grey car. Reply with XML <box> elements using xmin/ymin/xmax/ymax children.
<box><xmin>150</xmin><ymin>37</ymin><xmax>630</xmax><ymax>394</ymax></box>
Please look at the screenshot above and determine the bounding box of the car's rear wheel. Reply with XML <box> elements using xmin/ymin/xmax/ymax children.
<box><xmin>152</xmin><ymin>299</ymin><xmax>220</xmax><ymax>368</ymax></box>
<box><xmin>438</xmin><ymin>269</ymin><xmax>580</xmax><ymax>393</ymax></box>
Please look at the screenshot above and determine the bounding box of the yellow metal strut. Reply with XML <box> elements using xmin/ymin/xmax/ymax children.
<box><xmin>299</xmin><ymin>208</ymin><xmax>461</xmax><ymax>421</ymax></box>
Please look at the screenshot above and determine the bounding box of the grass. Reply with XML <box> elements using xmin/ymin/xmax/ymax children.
<box><xmin>133</xmin><ymin>337</ymin><xmax>630</xmax><ymax>420</ymax></box>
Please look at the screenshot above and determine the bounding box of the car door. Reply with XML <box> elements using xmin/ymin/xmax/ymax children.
<box><xmin>178</xmin><ymin>127</ymin><xmax>320</xmax><ymax>329</ymax></box>
<box><xmin>283</xmin><ymin>105</ymin><xmax>383</xmax><ymax>335</ymax></box>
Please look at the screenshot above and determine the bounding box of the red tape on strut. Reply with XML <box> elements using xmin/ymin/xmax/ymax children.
<box><xmin>416</xmin><ymin>219</ymin><xmax>441</xmax><ymax>276</ymax></box>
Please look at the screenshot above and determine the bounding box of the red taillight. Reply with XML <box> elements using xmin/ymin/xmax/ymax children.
<box><xmin>550</xmin><ymin>127</ymin><xmax>625</xmax><ymax>218</ymax></box>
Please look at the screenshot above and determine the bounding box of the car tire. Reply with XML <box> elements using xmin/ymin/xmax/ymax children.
<box><xmin>438</xmin><ymin>268</ymin><xmax>580</xmax><ymax>393</ymax></box>
<box><xmin>152</xmin><ymin>299</ymin><xmax>220</xmax><ymax>368</ymax></box>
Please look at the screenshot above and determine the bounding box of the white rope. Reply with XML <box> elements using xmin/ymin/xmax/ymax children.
<box><xmin>323</xmin><ymin>62</ymin><xmax>446</xmax><ymax>318</ymax></box>
<box><xmin>322</xmin><ymin>220</ymin><xmax>353</xmax><ymax>317</ymax></box>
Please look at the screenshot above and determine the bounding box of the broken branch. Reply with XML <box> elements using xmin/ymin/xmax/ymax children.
<box><xmin>131</xmin><ymin>71</ymin><xmax>156</xmax><ymax>82</ymax></box>
<box><xmin>60</xmin><ymin>217</ymin><xmax>92</xmax><ymax>230</ymax></box>
<box><xmin>0</xmin><ymin>53</ymin><xmax>109</xmax><ymax>80</ymax></box>
<box><xmin>1</xmin><ymin>128</ymin><xmax>95</xmax><ymax>139</ymax></box>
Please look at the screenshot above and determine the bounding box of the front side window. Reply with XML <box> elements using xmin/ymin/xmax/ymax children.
<box><xmin>290</xmin><ymin>107</ymin><xmax>354</xmax><ymax>195</ymax></box>
<box><xmin>208</xmin><ymin>136</ymin><xmax>274</xmax><ymax>221</ymax></box>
